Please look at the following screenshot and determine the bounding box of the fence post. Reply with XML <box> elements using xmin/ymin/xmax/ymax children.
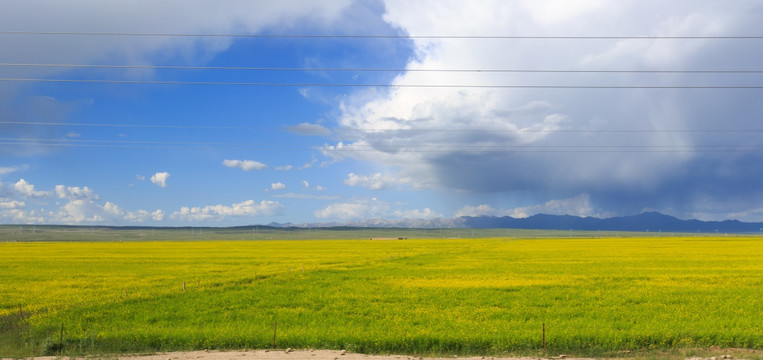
<box><xmin>60</xmin><ymin>323</ymin><xmax>64</xmax><ymax>353</ymax></box>
<box><xmin>183</xmin><ymin>282</ymin><xmax>186</xmax><ymax>292</ymax></box>
<box><xmin>19</xmin><ymin>305</ymin><xmax>23</xmax><ymax>320</ymax></box>
<box><xmin>542</xmin><ymin>323</ymin><xmax>546</xmax><ymax>352</ymax></box>
<box><xmin>272</xmin><ymin>321</ymin><xmax>278</xmax><ymax>348</ymax></box>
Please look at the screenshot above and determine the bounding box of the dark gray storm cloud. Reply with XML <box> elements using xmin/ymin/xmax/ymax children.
<box><xmin>322</xmin><ymin>0</ymin><xmax>763</xmax><ymax>220</ymax></box>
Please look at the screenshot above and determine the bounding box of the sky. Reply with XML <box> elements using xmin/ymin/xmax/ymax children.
<box><xmin>1</xmin><ymin>0</ymin><xmax>763</xmax><ymax>226</ymax></box>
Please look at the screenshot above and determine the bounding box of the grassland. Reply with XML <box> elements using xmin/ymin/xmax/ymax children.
<box><xmin>1</xmin><ymin>234</ymin><xmax>761</xmax><ymax>358</ymax></box>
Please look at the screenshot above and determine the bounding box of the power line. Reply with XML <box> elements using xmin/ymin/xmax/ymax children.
<box><xmin>3</xmin><ymin>62</ymin><xmax>763</xmax><ymax>74</ymax></box>
<box><xmin>1</xmin><ymin>31</ymin><xmax>763</xmax><ymax>39</ymax></box>
<box><xmin>1</xmin><ymin>78</ymin><xmax>762</xmax><ymax>88</ymax></box>
<box><xmin>3</xmin><ymin>121</ymin><xmax>763</xmax><ymax>133</ymax></box>
<box><xmin>0</xmin><ymin>121</ymin><xmax>269</xmax><ymax>130</ymax></box>
<box><xmin>4</xmin><ymin>137</ymin><xmax>763</xmax><ymax>153</ymax></box>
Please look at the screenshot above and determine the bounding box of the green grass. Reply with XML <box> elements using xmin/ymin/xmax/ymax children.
<box><xmin>1</xmin><ymin>236</ymin><xmax>761</xmax><ymax>357</ymax></box>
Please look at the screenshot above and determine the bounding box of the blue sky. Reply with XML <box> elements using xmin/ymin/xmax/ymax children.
<box><xmin>2</xmin><ymin>0</ymin><xmax>763</xmax><ymax>226</ymax></box>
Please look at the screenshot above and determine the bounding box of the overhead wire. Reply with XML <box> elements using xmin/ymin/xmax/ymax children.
<box><xmin>1</xmin><ymin>78</ymin><xmax>761</xmax><ymax>88</ymax></box>
<box><xmin>1</xmin><ymin>31</ymin><xmax>761</xmax><ymax>155</ymax></box>
<box><xmin>1</xmin><ymin>31</ymin><xmax>763</xmax><ymax>39</ymax></box>
<box><xmin>2</xmin><ymin>62</ymin><xmax>763</xmax><ymax>74</ymax></box>
<box><xmin>3</xmin><ymin>136</ymin><xmax>763</xmax><ymax>153</ymax></box>
<box><xmin>3</xmin><ymin>121</ymin><xmax>763</xmax><ymax>133</ymax></box>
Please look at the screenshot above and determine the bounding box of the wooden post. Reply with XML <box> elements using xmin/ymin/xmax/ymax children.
<box><xmin>183</xmin><ymin>282</ymin><xmax>186</xmax><ymax>292</ymax></box>
<box><xmin>60</xmin><ymin>323</ymin><xmax>64</xmax><ymax>352</ymax></box>
<box><xmin>542</xmin><ymin>323</ymin><xmax>546</xmax><ymax>352</ymax></box>
<box><xmin>19</xmin><ymin>305</ymin><xmax>23</xmax><ymax>320</ymax></box>
<box><xmin>272</xmin><ymin>321</ymin><xmax>278</xmax><ymax>348</ymax></box>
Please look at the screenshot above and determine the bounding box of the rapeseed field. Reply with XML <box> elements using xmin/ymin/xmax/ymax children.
<box><xmin>1</xmin><ymin>237</ymin><xmax>761</xmax><ymax>357</ymax></box>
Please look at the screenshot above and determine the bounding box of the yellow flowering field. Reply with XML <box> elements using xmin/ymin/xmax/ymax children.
<box><xmin>1</xmin><ymin>237</ymin><xmax>761</xmax><ymax>357</ymax></box>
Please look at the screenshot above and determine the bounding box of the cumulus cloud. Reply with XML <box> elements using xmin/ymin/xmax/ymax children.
<box><xmin>46</xmin><ymin>197</ymin><xmax>164</xmax><ymax>225</ymax></box>
<box><xmin>321</xmin><ymin>0</ymin><xmax>763</xmax><ymax>217</ymax></box>
<box><xmin>454</xmin><ymin>204</ymin><xmax>501</xmax><ymax>218</ymax></box>
<box><xmin>150</xmin><ymin>172</ymin><xmax>170</xmax><ymax>188</ymax></box>
<box><xmin>55</xmin><ymin>185</ymin><xmax>99</xmax><ymax>201</ymax></box>
<box><xmin>51</xmin><ymin>199</ymin><xmax>108</xmax><ymax>223</ymax></box>
<box><xmin>171</xmin><ymin>200</ymin><xmax>283</xmax><ymax>222</ymax></box>
<box><xmin>0</xmin><ymin>208</ymin><xmax>44</xmax><ymax>224</ymax></box>
<box><xmin>0</xmin><ymin>178</ymin><xmax>164</xmax><ymax>224</ymax></box>
<box><xmin>0</xmin><ymin>200</ymin><xmax>25</xmax><ymax>209</ymax></box>
<box><xmin>315</xmin><ymin>198</ymin><xmax>441</xmax><ymax>221</ymax></box>
<box><xmin>271</xmin><ymin>182</ymin><xmax>286</xmax><ymax>190</ymax></box>
<box><xmin>13</xmin><ymin>179</ymin><xmax>51</xmax><ymax>198</ymax></box>
<box><xmin>123</xmin><ymin>208</ymin><xmax>166</xmax><ymax>222</ymax></box>
<box><xmin>456</xmin><ymin>194</ymin><xmax>599</xmax><ymax>218</ymax></box>
<box><xmin>393</xmin><ymin>207</ymin><xmax>441</xmax><ymax>219</ymax></box>
<box><xmin>222</xmin><ymin>159</ymin><xmax>267</xmax><ymax>171</ymax></box>
<box><xmin>314</xmin><ymin>199</ymin><xmax>389</xmax><ymax>220</ymax></box>
<box><xmin>344</xmin><ymin>172</ymin><xmax>408</xmax><ymax>190</ymax></box>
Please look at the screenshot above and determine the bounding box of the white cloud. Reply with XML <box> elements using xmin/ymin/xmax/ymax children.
<box><xmin>314</xmin><ymin>185</ymin><xmax>326</xmax><ymax>191</ymax></box>
<box><xmin>344</xmin><ymin>172</ymin><xmax>408</xmax><ymax>190</ymax></box>
<box><xmin>136</xmin><ymin>174</ymin><xmax>146</xmax><ymax>181</ymax></box>
<box><xmin>47</xmin><ymin>197</ymin><xmax>165</xmax><ymax>224</ymax></box>
<box><xmin>0</xmin><ymin>178</ymin><xmax>167</xmax><ymax>224</ymax></box>
<box><xmin>0</xmin><ymin>2</ymin><xmax>354</xmax><ymax>79</ymax></box>
<box><xmin>0</xmin><ymin>165</ymin><xmax>27</xmax><ymax>175</ymax></box>
<box><xmin>299</xmin><ymin>158</ymin><xmax>317</xmax><ymax>170</ymax></box>
<box><xmin>508</xmin><ymin>194</ymin><xmax>596</xmax><ymax>218</ymax></box>
<box><xmin>271</xmin><ymin>182</ymin><xmax>286</xmax><ymax>190</ymax></box>
<box><xmin>124</xmin><ymin>209</ymin><xmax>151</xmax><ymax>222</ymax></box>
<box><xmin>13</xmin><ymin>179</ymin><xmax>51</xmax><ymax>198</ymax></box>
<box><xmin>150</xmin><ymin>172</ymin><xmax>170</xmax><ymax>188</ymax></box>
<box><xmin>455</xmin><ymin>194</ymin><xmax>597</xmax><ymax>218</ymax></box>
<box><xmin>222</xmin><ymin>159</ymin><xmax>267</xmax><ymax>171</ymax></box>
<box><xmin>122</xmin><ymin>207</ymin><xmax>166</xmax><ymax>222</ymax></box>
<box><xmin>302</xmin><ymin>180</ymin><xmax>310</xmax><ymax>188</ymax></box>
<box><xmin>55</xmin><ymin>185</ymin><xmax>99</xmax><ymax>201</ymax></box>
<box><xmin>321</xmin><ymin>1</ymin><xmax>763</xmax><ymax>216</ymax></box>
<box><xmin>393</xmin><ymin>207</ymin><xmax>441</xmax><ymax>219</ymax></box>
<box><xmin>152</xmin><ymin>209</ymin><xmax>166</xmax><ymax>221</ymax></box>
<box><xmin>0</xmin><ymin>200</ymin><xmax>25</xmax><ymax>209</ymax></box>
<box><xmin>0</xmin><ymin>209</ymin><xmax>44</xmax><ymax>224</ymax></box>
<box><xmin>171</xmin><ymin>200</ymin><xmax>283</xmax><ymax>222</ymax></box>
<box><xmin>314</xmin><ymin>199</ymin><xmax>389</xmax><ymax>220</ymax></box>
<box><xmin>276</xmin><ymin>165</ymin><xmax>293</xmax><ymax>171</ymax></box>
<box><xmin>52</xmin><ymin>199</ymin><xmax>107</xmax><ymax>223</ymax></box>
<box><xmin>454</xmin><ymin>204</ymin><xmax>501</xmax><ymax>218</ymax></box>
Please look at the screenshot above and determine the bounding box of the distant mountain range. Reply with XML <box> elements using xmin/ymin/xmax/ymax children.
<box><xmin>14</xmin><ymin>211</ymin><xmax>760</xmax><ymax>233</ymax></box>
<box><xmin>263</xmin><ymin>211</ymin><xmax>763</xmax><ymax>233</ymax></box>
<box><xmin>459</xmin><ymin>211</ymin><xmax>763</xmax><ymax>233</ymax></box>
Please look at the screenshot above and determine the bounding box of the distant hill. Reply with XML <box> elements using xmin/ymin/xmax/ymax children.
<box><xmin>459</xmin><ymin>211</ymin><xmax>763</xmax><ymax>233</ymax></box>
